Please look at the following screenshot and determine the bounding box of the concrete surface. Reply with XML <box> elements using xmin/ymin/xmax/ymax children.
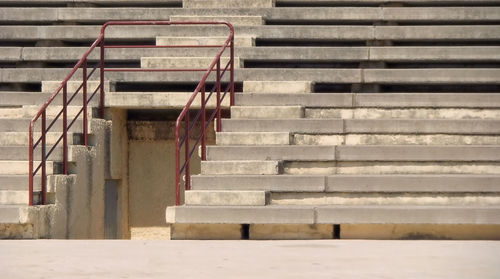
<box><xmin>0</xmin><ymin>240</ymin><xmax>499</xmax><ymax>279</ymax></box>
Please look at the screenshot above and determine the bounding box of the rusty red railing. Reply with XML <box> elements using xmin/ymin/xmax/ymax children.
<box><xmin>29</xmin><ymin>21</ymin><xmax>235</xmax><ymax>206</ymax></box>
<box><xmin>175</xmin><ymin>22</ymin><xmax>235</xmax><ymax>205</ymax></box>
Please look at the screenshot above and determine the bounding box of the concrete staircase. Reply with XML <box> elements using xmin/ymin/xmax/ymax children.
<box><xmin>0</xmin><ymin>0</ymin><xmax>499</xmax><ymax>239</ymax></box>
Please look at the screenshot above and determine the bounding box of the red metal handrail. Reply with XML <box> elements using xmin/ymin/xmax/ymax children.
<box><xmin>28</xmin><ymin>21</ymin><xmax>235</xmax><ymax>206</ymax></box>
<box><xmin>175</xmin><ymin>22</ymin><xmax>234</xmax><ymax>205</ymax></box>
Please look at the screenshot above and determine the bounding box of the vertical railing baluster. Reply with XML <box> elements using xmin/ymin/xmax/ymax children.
<box><xmin>99</xmin><ymin>39</ymin><xmax>105</xmax><ymax>118</ymax></box>
<box><xmin>175</xmin><ymin>126</ymin><xmax>181</xmax><ymax>206</ymax></box>
<box><xmin>63</xmin><ymin>83</ymin><xmax>68</xmax><ymax>175</ymax></box>
<box><xmin>185</xmin><ymin>113</ymin><xmax>190</xmax><ymax>191</ymax></box>
<box><xmin>230</xmin><ymin>36</ymin><xmax>235</xmax><ymax>106</ymax></box>
<box><xmin>83</xmin><ymin>59</ymin><xmax>88</xmax><ymax>146</ymax></box>
<box><xmin>201</xmin><ymin>85</ymin><xmax>206</xmax><ymax>161</ymax></box>
<box><xmin>41</xmin><ymin>111</ymin><xmax>46</xmax><ymax>205</ymax></box>
<box><xmin>216</xmin><ymin>59</ymin><xmax>221</xmax><ymax>132</ymax></box>
<box><xmin>28</xmin><ymin>125</ymin><xmax>34</xmax><ymax>205</ymax></box>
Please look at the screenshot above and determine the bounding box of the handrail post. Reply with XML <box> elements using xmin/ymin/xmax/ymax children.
<box><xmin>230</xmin><ymin>35</ymin><xmax>235</xmax><ymax>106</ymax></box>
<box><xmin>175</xmin><ymin>126</ymin><xmax>181</xmax><ymax>206</ymax></box>
<box><xmin>216</xmin><ymin>59</ymin><xmax>221</xmax><ymax>132</ymax></box>
<box><xmin>201</xmin><ymin>85</ymin><xmax>206</xmax><ymax>161</ymax></box>
<box><xmin>28</xmin><ymin>125</ymin><xmax>34</xmax><ymax>205</ymax></box>
<box><xmin>185</xmin><ymin>113</ymin><xmax>191</xmax><ymax>191</ymax></box>
<box><xmin>41</xmin><ymin>111</ymin><xmax>47</xmax><ymax>205</ymax></box>
<box><xmin>99</xmin><ymin>38</ymin><xmax>105</xmax><ymax>118</ymax></box>
<box><xmin>82</xmin><ymin>59</ymin><xmax>88</xmax><ymax>146</ymax></box>
<box><xmin>63</xmin><ymin>83</ymin><xmax>68</xmax><ymax>175</ymax></box>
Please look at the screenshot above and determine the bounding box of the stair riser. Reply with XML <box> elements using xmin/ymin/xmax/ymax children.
<box><xmin>306</xmin><ymin>108</ymin><xmax>500</xmax><ymax>120</ymax></box>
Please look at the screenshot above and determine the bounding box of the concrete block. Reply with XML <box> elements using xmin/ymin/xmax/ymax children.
<box><xmin>185</xmin><ymin>190</ymin><xmax>269</xmax><ymax>206</ymax></box>
<box><xmin>222</xmin><ymin>119</ymin><xmax>343</xmax><ymax>133</ymax></box>
<box><xmin>355</xmin><ymin>93</ymin><xmax>500</xmax><ymax>108</ymax></box>
<box><xmin>166</xmin><ymin>205</ymin><xmax>315</xmax><ymax>224</ymax></box>
<box><xmin>0</xmin><ymin>47</ymin><xmax>21</xmax><ymax>62</ymax></box>
<box><xmin>183</xmin><ymin>0</ymin><xmax>274</xmax><ymax>8</ymax></box>
<box><xmin>201</xmin><ymin>160</ymin><xmax>281</xmax><ymax>175</ymax></box>
<box><xmin>141</xmin><ymin>57</ymin><xmax>241</xmax><ymax>69</ymax></box>
<box><xmin>170</xmin><ymin>224</ymin><xmax>242</xmax><ymax>240</ymax></box>
<box><xmin>231</xmin><ymin>106</ymin><xmax>304</xmax><ymax>119</ymax></box>
<box><xmin>337</xmin><ymin>145</ymin><xmax>500</xmax><ymax>162</ymax></box>
<box><xmin>207</xmin><ymin>146</ymin><xmax>336</xmax><ymax>161</ymax></box>
<box><xmin>243</xmin><ymin>81</ymin><xmax>313</xmax><ymax>94</ymax></box>
<box><xmin>157</xmin><ymin>36</ymin><xmax>255</xmax><ymax>47</ymax></box>
<box><xmin>170</xmin><ymin>15</ymin><xmax>264</xmax><ymax>26</ymax></box>
<box><xmin>344</xmin><ymin>119</ymin><xmax>500</xmax><ymax>135</ymax></box>
<box><xmin>326</xmin><ymin>174</ymin><xmax>500</xmax><ymax>192</ymax></box>
<box><xmin>41</xmin><ymin>81</ymin><xmax>110</xmax><ymax>94</ymax></box>
<box><xmin>235</xmin><ymin>93</ymin><xmax>353</xmax><ymax>107</ymax></box>
<box><xmin>216</xmin><ymin>132</ymin><xmax>290</xmax><ymax>145</ymax></box>
<box><xmin>250</xmin><ymin>224</ymin><xmax>333</xmax><ymax>240</ymax></box>
<box><xmin>0</xmin><ymin>161</ymin><xmax>53</xmax><ymax>175</ymax></box>
<box><xmin>315</xmin><ymin>205</ymin><xmax>500</xmax><ymax>224</ymax></box>
<box><xmin>341</xmin><ymin>224</ymin><xmax>500</xmax><ymax>240</ymax></box>
<box><xmin>191</xmin><ymin>175</ymin><xmax>325</xmax><ymax>192</ymax></box>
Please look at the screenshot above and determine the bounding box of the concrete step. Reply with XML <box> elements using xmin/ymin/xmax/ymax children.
<box><xmin>354</xmin><ymin>93</ymin><xmax>500</xmax><ymax>108</ymax></box>
<box><xmin>0</xmin><ymin>92</ymin><xmax>99</xmax><ymax>106</ymax></box>
<box><xmin>271</xmin><ymin>192</ymin><xmax>500</xmax><ymax>206</ymax></box>
<box><xmin>243</xmin><ymin>81</ymin><xmax>313</xmax><ymax>94</ymax></box>
<box><xmin>0</xmin><ymin>190</ymin><xmax>30</xmax><ymax>205</ymax></box>
<box><xmin>166</xmin><ymin>204</ymin><xmax>500</xmax><ymax>225</ymax></box>
<box><xmin>327</xmin><ymin>174</ymin><xmax>500</xmax><ymax>193</ymax></box>
<box><xmin>344</xmin><ymin>119</ymin><xmax>500</xmax><ymax>135</ymax></box>
<box><xmin>216</xmin><ymin>132</ymin><xmax>291</xmax><ymax>145</ymax></box>
<box><xmin>235</xmin><ymin>93</ymin><xmax>353</xmax><ymax>107</ymax></box>
<box><xmin>191</xmin><ymin>174</ymin><xmax>500</xmax><ymax>193</ymax></box>
<box><xmin>3</xmin><ymin>68</ymin><xmax>500</xmax><ymax>84</ymax></box>
<box><xmin>191</xmin><ymin>174</ymin><xmax>325</xmax><ymax>192</ymax></box>
<box><xmin>41</xmin><ymin>80</ymin><xmax>110</xmax><ymax>94</ymax></box>
<box><xmin>201</xmin><ymin>160</ymin><xmax>282</xmax><ymax>175</ymax></box>
<box><xmin>306</xmin><ymin>108</ymin><xmax>500</xmax><ymax>120</ymax></box>
<box><xmin>3</xmin><ymin>7</ymin><xmax>500</xmax><ymax>23</ymax></box>
<box><xmin>140</xmin><ymin>57</ymin><xmax>241</xmax><ymax>69</ymax></box>
<box><xmin>0</xmin><ymin>118</ymin><xmax>84</xmax><ymax>132</ymax></box>
<box><xmin>170</xmin><ymin>15</ymin><xmax>264</xmax><ymax>26</ymax></box>
<box><xmin>106</xmin><ymin>92</ymin><xmax>230</xmax><ymax>109</ymax></box>
<box><xmin>207</xmin><ymin>145</ymin><xmax>335</xmax><ymax>161</ymax></box>
<box><xmin>301</xmin><ymin>133</ymin><xmax>500</xmax><ymax>146</ymax></box>
<box><xmin>0</xmin><ymin>146</ymin><xmax>62</xmax><ymax>160</ymax></box>
<box><xmin>336</xmin><ymin>145</ymin><xmax>500</xmax><ymax>162</ymax></box>
<box><xmin>0</xmin><ymin>205</ymin><xmax>25</xmax><ymax>223</ymax></box>
<box><xmin>231</xmin><ymin>106</ymin><xmax>304</xmax><ymax>119</ymax></box>
<box><xmin>185</xmin><ymin>190</ymin><xmax>269</xmax><ymax>206</ymax></box>
<box><xmin>0</xmin><ymin>132</ymin><xmax>78</xmax><ymax>146</ymax></box>
<box><xmin>10</xmin><ymin>46</ymin><xmax>500</xmax><ymax>63</ymax></box>
<box><xmin>236</xmin><ymin>93</ymin><xmax>500</xmax><ymax>108</ymax></box>
<box><xmin>0</xmin><ymin>175</ymin><xmax>40</xmax><ymax>191</ymax></box>
<box><xmin>183</xmin><ymin>0</ymin><xmax>273</xmax><ymax>8</ymax></box>
<box><xmin>0</xmin><ymin>105</ymin><xmax>87</xmax><ymax>119</ymax></box>
<box><xmin>2</xmin><ymin>25</ymin><xmax>499</xmax><ymax>42</ymax></box>
<box><xmin>0</xmin><ymin>160</ymin><xmax>54</xmax><ymax>175</ymax></box>
<box><xmin>222</xmin><ymin>119</ymin><xmax>343</xmax><ymax>133</ymax></box>
<box><xmin>157</xmin><ymin>36</ymin><xmax>255</xmax><ymax>47</ymax></box>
